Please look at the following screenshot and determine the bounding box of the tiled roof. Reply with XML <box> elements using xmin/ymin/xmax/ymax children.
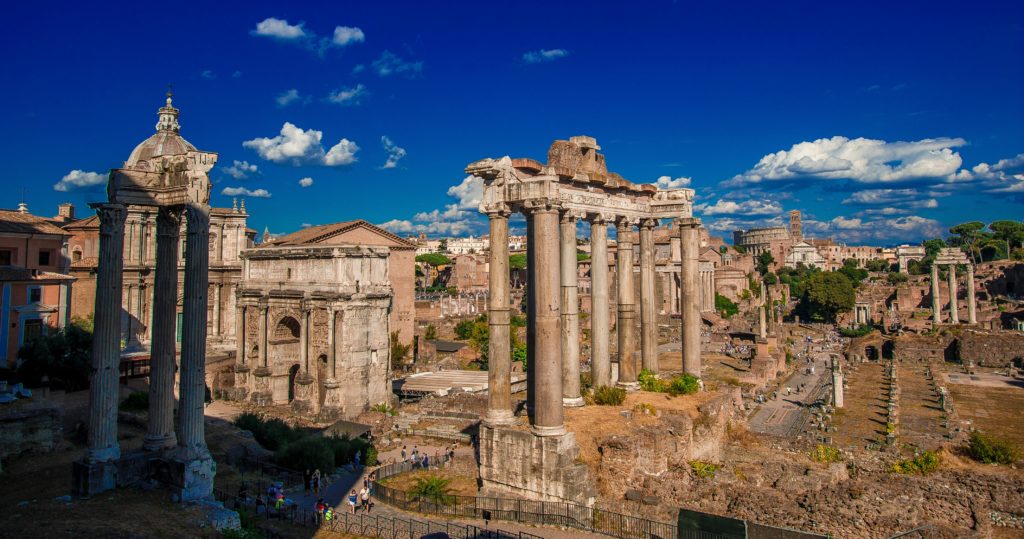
<box><xmin>0</xmin><ymin>266</ymin><xmax>74</xmax><ymax>282</ymax></box>
<box><xmin>0</xmin><ymin>210</ymin><xmax>71</xmax><ymax>236</ymax></box>
<box><xmin>265</xmin><ymin>219</ymin><xmax>415</xmax><ymax>248</ymax></box>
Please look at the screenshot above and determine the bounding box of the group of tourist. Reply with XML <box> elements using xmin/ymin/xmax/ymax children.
<box><xmin>399</xmin><ymin>442</ymin><xmax>459</xmax><ymax>469</ymax></box>
<box><xmin>347</xmin><ymin>474</ymin><xmax>374</xmax><ymax>514</ymax></box>
<box><xmin>303</xmin><ymin>468</ymin><xmax>324</xmax><ymax>496</ymax></box>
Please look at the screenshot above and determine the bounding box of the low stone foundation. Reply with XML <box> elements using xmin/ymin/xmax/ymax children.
<box><xmin>478</xmin><ymin>425</ymin><xmax>596</xmax><ymax>506</ymax></box>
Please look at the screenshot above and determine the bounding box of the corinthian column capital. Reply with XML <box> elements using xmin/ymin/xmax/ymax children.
<box><xmin>156</xmin><ymin>206</ymin><xmax>183</xmax><ymax>238</ymax></box>
<box><xmin>184</xmin><ymin>204</ymin><xmax>211</xmax><ymax>233</ymax></box>
<box><xmin>521</xmin><ymin>197</ymin><xmax>561</xmax><ymax>215</ymax></box>
<box><xmin>640</xmin><ymin>218</ymin><xmax>658</xmax><ymax>230</ymax></box>
<box><xmin>482</xmin><ymin>202</ymin><xmax>511</xmax><ymax>218</ymax></box>
<box><xmin>94</xmin><ymin>203</ymin><xmax>127</xmax><ymax>234</ymax></box>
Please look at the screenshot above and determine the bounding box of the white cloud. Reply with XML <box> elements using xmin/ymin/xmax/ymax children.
<box><xmin>324</xmin><ymin>139</ymin><xmax>358</xmax><ymax>166</ymax></box>
<box><xmin>352</xmin><ymin>64</ymin><xmax>365</xmax><ymax>75</ymax></box>
<box><xmin>243</xmin><ymin>122</ymin><xmax>358</xmax><ymax>166</ymax></box>
<box><xmin>372</xmin><ymin>51</ymin><xmax>422</xmax><ymax>77</ymax></box>
<box><xmin>252</xmin><ymin>17</ymin><xmax>306</xmax><ymax>40</ymax></box>
<box><xmin>726</xmin><ymin>136</ymin><xmax>968</xmax><ymax>186</ymax></box>
<box><xmin>695</xmin><ymin>199</ymin><xmax>782</xmax><ymax>216</ymax></box>
<box><xmin>971</xmin><ymin>153</ymin><xmax>1024</xmax><ymax>193</ymax></box>
<box><xmin>381</xmin><ymin>136</ymin><xmax>407</xmax><ymax>169</ymax></box>
<box><xmin>221</xmin><ymin>186</ymin><xmax>271</xmax><ymax>198</ymax></box>
<box><xmin>377</xmin><ymin>175</ymin><xmax>485</xmax><ymax>237</ymax></box>
<box><xmin>332</xmin><ymin>26</ymin><xmax>365</xmax><ymax>46</ymax></box>
<box><xmin>222</xmin><ymin>160</ymin><xmax>259</xmax><ymax>179</ymax></box>
<box><xmin>654</xmin><ymin>175</ymin><xmax>692</xmax><ymax>189</ymax></box>
<box><xmin>326</xmin><ymin>84</ymin><xmax>367</xmax><ymax>106</ymax></box>
<box><xmin>53</xmin><ymin>169</ymin><xmax>106</xmax><ymax>192</ymax></box>
<box><xmin>523</xmin><ymin>48</ymin><xmax>569</xmax><ymax>63</ymax></box>
<box><xmin>276</xmin><ymin>89</ymin><xmax>303</xmax><ymax>107</ymax></box>
<box><xmin>298</xmin><ymin>177</ymin><xmax>313</xmax><ymax>188</ymax></box>
<box><xmin>201</xmin><ymin>70</ymin><xmax>215</xmax><ymax>79</ymax></box>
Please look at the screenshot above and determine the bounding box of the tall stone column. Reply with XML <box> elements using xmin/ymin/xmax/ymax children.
<box><xmin>176</xmin><ymin>203</ymin><xmax>214</xmax><ymax>501</ymax></box>
<box><xmin>589</xmin><ymin>215</ymin><xmax>612</xmax><ymax>388</ymax></box>
<box><xmin>525</xmin><ymin>200</ymin><xmax>565</xmax><ymax>436</ymax></box>
<box><xmin>484</xmin><ymin>207</ymin><xmax>514</xmax><ymax>426</ymax></box>
<box><xmin>639</xmin><ymin>219</ymin><xmax>657</xmax><ymax>374</ymax></box>
<box><xmin>831</xmin><ymin>355</ymin><xmax>844</xmax><ymax>408</ymax></box>
<box><xmin>759</xmin><ymin>305</ymin><xmax>767</xmax><ymax>340</ymax></box>
<box><xmin>616</xmin><ymin>217</ymin><xmax>638</xmax><ymax>390</ymax></box>
<box><xmin>966</xmin><ymin>264</ymin><xmax>977</xmax><ymax>324</ymax></box>
<box><xmin>327</xmin><ymin>309</ymin><xmax>337</xmax><ymax>377</ymax></box>
<box><xmin>948</xmin><ymin>265</ymin><xmax>959</xmax><ymax>324</ymax></box>
<box><xmin>679</xmin><ymin>218</ymin><xmax>702</xmax><ymax>378</ymax></box>
<box><xmin>293</xmin><ymin>305</ymin><xmax>314</xmax><ymax>413</ymax></box>
<box><xmin>258</xmin><ymin>305</ymin><xmax>268</xmax><ymax>367</ymax></box>
<box><xmin>560</xmin><ymin>211</ymin><xmax>583</xmax><ymax>407</ymax></box>
<box><xmin>670</xmin><ymin>236</ymin><xmax>681</xmax><ymax>315</ymax></box>
<box><xmin>85</xmin><ymin>203</ymin><xmax>126</xmax><ymax>465</ymax></box>
<box><xmin>235</xmin><ymin>304</ymin><xmax>246</xmax><ymax>363</ymax></box>
<box><xmin>144</xmin><ymin>206</ymin><xmax>181</xmax><ymax>452</ymax></box>
<box><xmin>212</xmin><ymin>284</ymin><xmax>222</xmax><ymax>336</ymax></box>
<box><xmin>930</xmin><ymin>263</ymin><xmax>941</xmax><ymax>324</ymax></box>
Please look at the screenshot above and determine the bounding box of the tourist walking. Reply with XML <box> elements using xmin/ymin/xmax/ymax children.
<box><xmin>303</xmin><ymin>468</ymin><xmax>312</xmax><ymax>496</ymax></box>
<box><xmin>360</xmin><ymin>485</ymin><xmax>371</xmax><ymax>513</ymax></box>
<box><xmin>401</xmin><ymin>445</ymin><xmax>407</xmax><ymax>462</ymax></box>
<box><xmin>348</xmin><ymin>489</ymin><xmax>358</xmax><ymax>514</ymax></box>
<box><xmin>312</xmin><ymin>468</ymin><xmax>321</xmax><ymax>495</ymax></box>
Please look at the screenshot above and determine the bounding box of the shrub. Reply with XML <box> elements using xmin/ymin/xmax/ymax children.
<box><xmin>809</xmin><ymin>444</ymin><xmax>843</xmax><ymax>463</ymax></box>
<box><xmin>15</xmin><ymin>324</ymin><xmax>93</xmax><ymax>391</ymax></box>
<box><xmin>667</xmin><ymin>374</ymin><xmax>700</xmax><ymax>396</ymax></box>
<box><xmin>891</xmin><ymin>451</ymin><xmax>940</xmax><ymax>474</ymax></box>
<box><xmin>592</xmin><ymin>386</ymin><xmax>626</xmax><ymax>406</ymax></box>
<box><xmin>275</xmin><ymin>437</ymin><xmax>335</xmax><ymax>472</ymax></box>
<box><xmin>840</xmin><ymin>325</ymin><xmax>875</xmax><ymax>338</ymax></box>
<box><xmin>371</xmin><ymin>402</ymin><xmax>398</xmax><ymax>416</ymax></box>
<box><xmin>119</xmin><ymin>391</ymin><xmax>149</xmax><ymax>412</ymax></box>
<box><xmin>638</xmin><ymin>369</ymin><xmax>666</xmax><ymax>392</ymax></box>
<box><xmin>689</xmin><ymin>460</ymin><xmax>720</xmax><ymax>479</ymax></box>
<box><xmin>510</xmin><ymin>314</ymin><xmax>527</xmax><ymax>327</ymax></box>
<box><xmin>579</xmin><ymin>372</ymin><xmax>593</xmax><ymax>392</ymax></box>
<box><xmin>424</xmin><ymin>325</ymin><xmax>438</xmax><ymax>341</ymax></box>
<box><xmin>234</xmin><ymin>413</ymin><xmax>304</xmax><ymax>451</ymax></box>
<box><xmin>410</xmin><ymin>475</ymin><xmax>454</xmax><ymax>505</ymax></box>
<box><xmin>965</xmin><ymin>431</ymin><xmax>1021</xmax><ymax>465</ymax></box>
<box><xmin>715</xmin><ymin>294</ymin><xmax>739</xmax><ymax>318</ymax></box>
<box><xmin>634</xmin><ymin>403</ymin><xmax>657</xmax><ymax>416</ymax></box>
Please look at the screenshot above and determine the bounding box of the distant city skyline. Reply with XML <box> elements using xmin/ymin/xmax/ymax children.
<box><xmin>2</xmin><ymin>1</ymin><xmax>1022</xmax><ymax>246</ymax></box>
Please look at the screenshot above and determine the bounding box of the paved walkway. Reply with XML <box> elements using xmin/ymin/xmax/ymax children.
<box><xmin>748</xmin><ymin>343</ymin><xmax>835</xmax><ymax>437</ymax></box>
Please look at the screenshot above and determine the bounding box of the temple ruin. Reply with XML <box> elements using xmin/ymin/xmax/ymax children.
<box><xmin>466</xmin><ymin>136</ymin><xmax>701</xmax><ymax>504</ymax></box>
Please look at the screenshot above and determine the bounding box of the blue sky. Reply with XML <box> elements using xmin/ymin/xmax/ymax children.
<box><xmin>3</xmin><ymin>0</ymin><xmax>1023</xmax><ymax>245</ymax></box>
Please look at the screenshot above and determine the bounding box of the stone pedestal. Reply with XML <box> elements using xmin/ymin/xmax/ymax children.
<box><xmin>223</xmin><ymin>364</ymin><xmax>250</xmax><ymax>401</ymax></box>
<box><xmin>168</xmin><ymin>455</ymin><xmax>217</xmax><ymax>503</ymax></box>
<box><xmin>478</xmin><ymin>425</ymin><xmax>596</xmax><ymax>506</ymax></box>
<box><xmin>320</xmin><ymin>379</ymin><xmax>346</xmax><ymax>419</ymax></box>
<box><xmin>291</xmin><ymin>374</ymin><xmax>315</xmax><ymax>415</ymax></box>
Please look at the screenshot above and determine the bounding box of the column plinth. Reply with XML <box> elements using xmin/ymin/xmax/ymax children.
<box><xmin>484</xmin><ymin>207</ymin><xmax>514</xmax><ymax>426</ymax></box>
<box><xmin>560</xmin><ymin>211</ymin><xmax>583</xmax><ymax>407</ymax></box>
<box><xmin>679</xmin><ymin>217</ymin><xmax>702</xmax><ymax>379</ymax></box>
<box><xmin>589</xmin><ymin>216</ymin><xmax>611</xmax><ymax>388</ymax></box>
<box><xmin>615</xmin><ymin>218</ymin><xmax>638</xmax><ymax>391</ymax></box>
<box><xmin>639</xmin><ymin>219</ymin><xmax>657</xmax><ymax>374</ymax></box>
<box><xmin>144</xmin><ymin>207</ymin><xmax>181</xmax><ymax>452</ymax></box>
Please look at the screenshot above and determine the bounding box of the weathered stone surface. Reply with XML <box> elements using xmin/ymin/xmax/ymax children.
<box><xmin>0</xmin><ymin>400</ymin><xmax>60</xmax><ymax>459</ymax></box>
<box><xmin>478</xmin><ymin>425</ymin><xmax>596</xmax><ymax>506</ymax></box>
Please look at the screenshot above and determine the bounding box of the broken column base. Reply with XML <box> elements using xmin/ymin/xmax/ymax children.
<box><xmin>169</xmin><ymin>455</ymin><xmax>216</xmax><ymax>502</ymax></box>
<box><xmin>72</xmin><ymin>459</ymin><xmax>118</xmax><ymax>497</ymax></box>
<box><xmin>320</xmin><ymin>379</ymin><xmax>347</xmax><ymax>420</ymax></box>
<box><xmin>478</xmin><ymin>425</ymin><xmax>596</xmax><ymax>507</ymax></box>
<box><xmin>291</xmin><ymin>374</ymin><xmax>316</xmax><ymax>415</ymax></box>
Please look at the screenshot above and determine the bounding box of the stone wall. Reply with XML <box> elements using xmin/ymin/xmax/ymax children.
<box><xmin>957</xmin><ymin>332</ymin><xmax>1024</xmax><ymax>367</ymax></box>
<box><xmin>0</xmin><ymin>400</ymin><xmax>60</xmax><ymax>460</ymax></box>
<box><xmin>478</xmin><ymin>425</ymin><xmax>596</xmax><ymax>506</ymax></box>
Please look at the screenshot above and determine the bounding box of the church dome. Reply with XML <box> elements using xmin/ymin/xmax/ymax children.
<box><xmin>124</xmin><ymin>92</ymin><xmax>196</xmax><ymax>170</ymax></box>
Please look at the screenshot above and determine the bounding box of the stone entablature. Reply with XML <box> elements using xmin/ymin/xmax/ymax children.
<box><xmin>233</xmin><ymin>245</ymin><xmax>392</xmax><ymax>420</ymax></box>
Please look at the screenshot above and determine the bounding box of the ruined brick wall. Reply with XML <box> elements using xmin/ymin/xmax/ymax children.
<box><xmin>892</xmin><ymin>334</ymin><xmax>956</xmax><ymax>362</ymax></box>
<box><xmin>957</xmin><ymin>332</ymin><xmax>1024</xmax><ymax>367</ymax></box>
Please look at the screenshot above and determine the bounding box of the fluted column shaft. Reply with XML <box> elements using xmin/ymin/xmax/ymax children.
<box><xmin>616</xmin><ymin>218</ymin><xmax>638</xmax><ymax>389</ymax></box>
<box><xmin>670</xmin><ymin>236</ymin><xmax>681</xmax><ymax>314</ymax></box>
<box><xmin>327</xmin><ymin>309</ymin><xmax>338</xmax><ymax>378</ymax></box>
<box><xmin>526</xmin><ymin>202</ymin><xmax>565</xmax><ymax>436</ymax></box>
<box><xmin>212</xmin><ymin>284</ymin><xmax>221</xmax><ymax>336</ymax></box>
<box><xmin>300</xmin><ymin>307</ymin><xmax>310</xmax><ymax>374</ymax></box>
<box><xmin>560</xmin><ymin>212</ymin><xmax>583</xmax><ymax>407</ymax></box>
<box><xmin>485</xmin><ymin>209</ymin><xmax>513</xmax><ymax>426</ymax></box>
<box><xmin>679</xmin><ymin>218</ymin><xmax>702</xmax><ymax>378</ymax></box>
<box><xmin>639</xmin><ymin>219</ymin><xmax>657</xmax><ymax>374</ymax></box>
<box><xmin>86</xmin><ymin>204</ymin><xmax>126</xmax><ymax>463</ymax></box>
<box><xmin>948</xmin><ymin>265</ymin><xmax>959</xmax><ymax>324</ymax></box>
<box><xmin>178</xmin><ymin>204</ymin><xmax>211</xmax><ymax>461</ymax></box>
<box><xmin>930</xmin><ymin>263</ymin><xmax>941</xmax><ymax>324</ymax></box>
<box><xmin>966</xmin><ymin>265</ymin><xmax>977</xmax><ymax>324</ymax></box>
<box><xmin>145</xmin><ymin>207</ymin><xmax>181</xmax><ymax>452</ymax></box>
<box><xmin>589</xmin><ymin>217</ymin><xmax>611</xmax><ymax>388</ymax></box>
<box><xmin>235</xmin><ymin>304</ymin><xmax>246</xmax><ymax>365</ymax></box>
<box><xmin>258</xmin><ymin>305</ymin><xmax>268</xmax><ymax>367</ymax></box>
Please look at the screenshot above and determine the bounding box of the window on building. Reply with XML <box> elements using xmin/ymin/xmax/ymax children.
<box><xmin>72</xmin><ymin>249</ymin><xmax>82</xmax><ymax>262</ymax></box>
<box><xmin>23</xmin><ymin>319</ymin><xmax>44</xmax><ymax>342</ymax></box>
<box><xmin>29</xmin><ymin>287</ymin><xmax>42</xmax><ymax>303</ymax></box>
<box><xmin>0</xmin><ymin>250</ymin><xmax>11</xmax><ymax>265</ymax></box>
<box><xmin>38</xmin><ymin>250</ymin><xmax>51</xmax><ymax>266</ymax></box>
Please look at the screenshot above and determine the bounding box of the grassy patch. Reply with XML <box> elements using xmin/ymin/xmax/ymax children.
<box><xmin>965</xmin><ymin>431</ymin><xmax>1021</xmax><ymax>465</ymax></box>
<box><xmin>591</xmin><ymin>386</ymin><xmax>626</xmax><ymax>406</ymax></box>
<box><xmin>689</xmin><ymin>460</ymin><xmax>720</xmax><ymax>479</ymax></box>
<box><xmin>809</xmin><ymin>444</ymin><xmax>843</xmax><ymax>463</ymax></box>
<box><xmin>890</xmin><ymin>451</ymin><xmax>940</xmax><ymax>474</ymax></box>
<box><xmin>118</xmin><ymin>391</ymin><xmax>149</xmax><ymax>412</ymax></box>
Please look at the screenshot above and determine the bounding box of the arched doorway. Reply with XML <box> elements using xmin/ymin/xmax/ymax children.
<box><xmin>287</xmin><ymin>364</ymin><xmax>300</xmax><ymax>402</ymax></box>
<box><xmin>865</xmin><ymin>345</ymin><xmax>878</xmax><ymax>362</ymax></box>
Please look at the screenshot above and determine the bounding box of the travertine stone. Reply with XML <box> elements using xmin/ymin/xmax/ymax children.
<box><xmin>86</xmin><ymin>204</ymin><xmax>126</xmax><ymax>466</ymax></box>
<box><xmin>639</xmin><ymin>218</ymin><xmax>657</xmax><ymax>374</ymax></box>
<box><xmin>177</xmin><ymin>203</ymin><xmax>214</xmax><ymax>500</ymax></box>
<box><xmin>679</xmin><ymin>218</ymin><xmax>702</xmax><ymax>378</ymax></box>
<box><xmin>832</xmin><ymin>355</ymin><xmax>844</xmax><ymax>408</ymax></box>
<box><xmin>966</xmin><ymin>264</ymin><xmax>977</xmax><ymax>324</ymax></box>
<box><xmin>526</xmin><ymin>200</ymin><xmax>565</xmax><ymax>436</ymax></box>
<box><xmin>560</xmin><ymin>211</ymin><xmax>583</xmax><ymax>407</ymax></box>
<box><xmin>615</xmin><ymin>218</ymin><xmax>638</xmax><ymax>390</ymax></box>
<box><xmin>485</xmin><ymin>208</ymin><xmax>514</xmax><ymax>425</ymax></box>
<box><xmin>930</xmin><ymin>263</ymin><xmax>941</xmax><ymax>325</ymax></box>
<box><xmin>478</xmin><ymin>425</ymin><xmax>596</xmax><ymax>506</ymax></box>
<box><xmin>759</xmin><ymin>304</ymin><xmax>767</xmax><ymax>340</ymax></box>
<box><xmin>948</xmin><ymin>265</ymin><xmax>959</xmax><ymax>324</ymax></box>
<box><xmin>144</xmin><ymin>206</ymin><xmax>181</xmax><ymax>452</ymax></box>
<box><xmin>589</xmin><ymin>216</ymin><xmax>611</xmax><ymax>388</ymax></box>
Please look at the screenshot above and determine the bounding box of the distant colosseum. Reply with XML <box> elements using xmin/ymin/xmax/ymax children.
<box><xmin>732</xmin><ymin>226</ymin><xmax>790</xmax><ymax>255</ymax></box>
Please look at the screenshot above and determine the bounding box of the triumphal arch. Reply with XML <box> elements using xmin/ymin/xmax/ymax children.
<box><xmin>73</xmin><ymin>93</ymin><xmax>217</xmax><ymax>501</ymax></box>
<box><xmin>467</xmin><ymin>136</ymin><xmax>701</xmax><ymax>504</ymax></box>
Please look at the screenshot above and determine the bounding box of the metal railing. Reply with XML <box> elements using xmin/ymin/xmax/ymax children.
<box><xmin>373</xmin><ymin>458</ymin><xmax>678</xmax><ymax>539</ymax></box>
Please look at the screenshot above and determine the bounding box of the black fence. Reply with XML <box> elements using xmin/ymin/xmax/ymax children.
<box><xmin>372</xmin><ymin>459</ymin><xmax>677</xmax><ymax>539</ymax></box>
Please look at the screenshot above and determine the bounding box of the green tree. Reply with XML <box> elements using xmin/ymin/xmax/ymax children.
<box><xmin>989</xmin><ymin>220</ymin><xmax>1024</xmax><ymax>259</ymax></box>
<box><xmin>866</xmin><ymin>259</ymin><xmax>890</xmax><ymax>272</ymax></box>
<box><xmin>16</xmin><ymin>324</ymin><xmax>93</xmax><ymax>391</ymax></box>
<box><xmin>714</xmin><ymin>293</ymin><xmax>739</xmax><ymax>318</ymax></box>
<box><xmin>415</xmin><ymin>252</ymin><xmax>452</xmax><ymax>266</ymax></box>
<box><xmin>390</xmin><ymin>332</ymin><xmax>412</xmax><ymax>369</ymax></box>
<box><xmin>755</xmin><ymin>251</ymin><xmax>775</xmax><ymax>275</ymax></box>
<box><xmin>763</xmin><ymin>272</ymin><xmax>778</xmax><ymax>285</ymax></box>
<box><xmin>838</xmin><ymin>259</ymin><xmax>869</xmax><ymax>288</ymax></box>
<box><xmin>800</xmin><ymin>271</ymin><xmax>855</xmax><ymax>322</ymax></box>
<box><xmin>424</xmin><ymin>325</ymin><xmax>438</xmax><ymax>341</ymax></box>
<box><xmin>509</xmin><ymin>253</ymin><xmax>527</xmax><ymax>270</ymax></box>
<box><xmin>948</xmin><ymin>222</ymin><xmax>987</xmax><ymax>264</ymax></box>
